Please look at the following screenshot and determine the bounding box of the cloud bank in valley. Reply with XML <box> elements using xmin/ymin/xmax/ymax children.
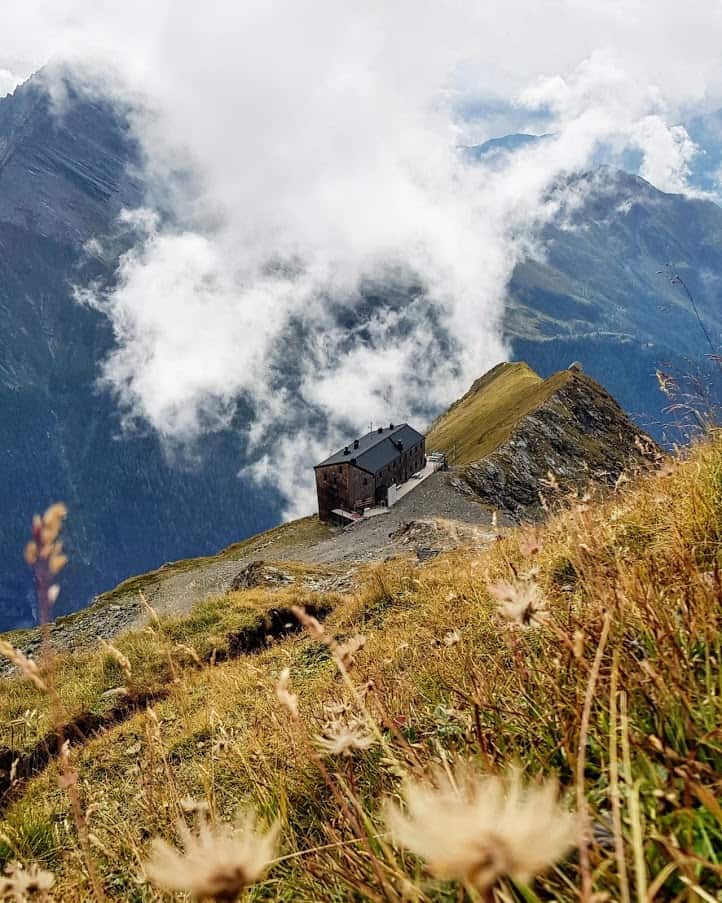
<box><xmin>5</xmin><ymin>1</ymin><xmax>722</xmax><ymax>513</ymax></box>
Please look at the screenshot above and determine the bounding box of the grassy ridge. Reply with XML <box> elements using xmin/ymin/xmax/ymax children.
<box><xmin>0</xmin><ymin>438</ymin><xmax>720</xmax><ymax>899</ymax></box>
<box><xmin>426</xmin><ymin>362</ymin><xmax>572</xmax><ymax>464</ymax></box>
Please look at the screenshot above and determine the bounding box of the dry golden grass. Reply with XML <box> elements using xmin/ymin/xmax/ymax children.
<box><xmin>426</xmin><ymin>361</ymin><xmax>571</xmax><ymax>463</ymax></box>
<box><xmin>0</xmin><ymin>436</ymin><xmax>721</xmax><ymax>900</ymax></box>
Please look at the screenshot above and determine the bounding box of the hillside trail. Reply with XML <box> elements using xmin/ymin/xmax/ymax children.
<box><xmin>144</xmin><ymin>471</ymin><xmax>499</xmax><ymax>620</ymax></box>
<box><xmin>0</xmin><ymin>472</ymin><xmax>501</xmax><ymax>672</ymax></box>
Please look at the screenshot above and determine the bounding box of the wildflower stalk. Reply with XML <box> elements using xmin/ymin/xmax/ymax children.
<box><xmin>291</xmin><ymin>605</ymin><xmax>401</xmax><ymax>767</ymax></box>
<box><xmin>279</xmin><ymin>625</ymin><xmax>404</xmax><ymax>896</ymax></box>
<box><xmin>576</xmin><ymin>610</ymin><xmax>611</xmax><ymax>902</ymax></box>
<box><xmin>609</xmin><ymin>649</ymin><xmax>631</xmax><ymax>903</ymax></box>
<box><xmin>21</xmin><ymin>504</ymin><xmax>108</xmax><ymax>901</ymax></box>
<box><xmin>621</xmin><ymin>691</ymin><xmax>648</xmax><ymax>903</ymax></box>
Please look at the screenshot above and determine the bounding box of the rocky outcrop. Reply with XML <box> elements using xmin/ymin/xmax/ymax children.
<box><xmin>453</xmin><ymin>371</ymin><xmax>660</xmax><ymax>517</ymax></box>
<box><xmin>229</xmin><ymin>561</ymin><xmax>356</xmax><ymax>594</ymax></box>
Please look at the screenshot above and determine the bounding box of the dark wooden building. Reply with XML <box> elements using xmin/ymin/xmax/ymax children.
<box><xmin>314</xmin><ymin>424</ymin><xmax>426</xmax><ymax>522</ymax></box>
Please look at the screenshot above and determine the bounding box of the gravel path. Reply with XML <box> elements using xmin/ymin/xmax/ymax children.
<box><xmin>301</xmin><ymin>471</ymin><xmax>498</xmax><ymax>564</ymax></box>
<box><xmin>142</xmin><ymin>472</ymin><xmax>499</xmax><ymax>613</ymax></box>
<box><xmin>1</xmin><ymin>471</ymin><xmax>503</xmax><ymax>668</ymax></box>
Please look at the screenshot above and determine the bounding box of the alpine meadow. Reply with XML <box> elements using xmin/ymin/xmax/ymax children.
<box><xmin>1</xmin><ymin>3</ymin><xmax>722</xmax><ymax>901</ymax></box>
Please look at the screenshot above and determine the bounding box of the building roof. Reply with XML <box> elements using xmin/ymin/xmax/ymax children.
<box><xmin>315</xmin><ymin>423</ymin><xmax>425</xmax><ymax>475</ymax></box>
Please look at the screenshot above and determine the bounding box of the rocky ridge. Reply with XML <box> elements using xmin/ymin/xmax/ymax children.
<box><xmin>453</xmin><ymin>370</ymin><xmax>660</xmax><ymax>515</ymax></box>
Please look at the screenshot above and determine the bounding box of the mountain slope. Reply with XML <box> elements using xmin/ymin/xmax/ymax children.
<box><xmin>0</xmin><ymin>74</ymin><xmax>278</xmax><ymax>631</ymax></box>
<box><xmin>0</xmin><ymin>360</ymin><xmax>656</xmax><ymax>664</ymax></box>
<box><xmin>0</xmin><ymin>411</ymin><xmax>719</xmax><ymax>901</ymax></box>
<box><xmin>426</xmin><ymin>361</ymin><xmax>563</xmax><ymax>464</ymax></box>
<box><xmin>2</xmin><ymin>76</ymin><xmax>721</xmax><ymax>630</ymax></box>
<box><xmin>506</xmin><ymin>168</ymin><xmax>722</xmax><ymax>435</ymax></box>
<box><xmin>428</xmin><ymin>361</ymin><xmax>657</xmax><ymax>514</ymax></box>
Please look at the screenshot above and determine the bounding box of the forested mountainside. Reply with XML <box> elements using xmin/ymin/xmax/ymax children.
<box><xmin>0</xmin><ymin>74</ymin><xmax>278</xmax><ymax>631</ymax></box>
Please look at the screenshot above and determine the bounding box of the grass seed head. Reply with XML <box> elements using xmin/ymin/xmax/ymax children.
<box><xmin>0</xmin><ymin>643</ymin><xmax>47</xmax><ymax>693</ymax></box>
<box><xmin>291</xmin><ymin>605</ymin><xmax>325</xmax><ymax>641</ymax></box>
<box><xmin>276</xmin><ymin>667</ymin><xmax>299</xmax><ymax>719</ymax></box>
<box><xmin>100</xmin><ymin>640</ymin><xmax>133</xmax><ymax>681</ymax></box>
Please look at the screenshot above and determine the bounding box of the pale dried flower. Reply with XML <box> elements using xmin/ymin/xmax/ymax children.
<box><xmin>315</xmin><ymin>717</ymin><xmax>375</xmax><ymax>757</ymax></box>
<box><xmin>487</xmin><ymin>580</ymin><xmax>549</xmax><ymax>628</ymax></box>
<box><xmin>145</xmin><ymin>811</ymin><xmax>279</xmax><ymax>901</ymax></box>
<box><xmin>333</xmin><ymin>634</ymin><xmax>366</xmax><ymax>669</ymax></box>
<box><xmin>0</xmin><ymin>642</ymin><xmax>47</xmax><ymax>692</ymax></box>
<box><xmin>0</xmin><ymin>860</ymin><xmax>55</xmax><ymax>900</ymax></box>
<box><xmin>385</xmin><ymin>766</ymin><xmax>577</xmax><ymax>892</ymax></box>
<box><xmin>275</xmin><ymin>668</ymin><xmax>299</xmax><ymax>719</ymax></box>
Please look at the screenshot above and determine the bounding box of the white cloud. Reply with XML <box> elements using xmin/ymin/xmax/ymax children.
<box><xmin>519</xmin><ymin>51</ymin><xmax>702</xmax><ymax>195</ymax></box>
<box><xmin>0</xmin><ymin>68</ymin><xmax>21</xmax><ymax>97</ymax></box>
<box><xmin>5</xmin><ymin>1</ymin><xmax>722</xmax><ymax>515</ymax></box>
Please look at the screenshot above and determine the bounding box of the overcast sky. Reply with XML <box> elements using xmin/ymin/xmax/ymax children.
<box><xmin>3</xmin><ymin>1</ymin><xmax>722</xmax><ymax>513</ymax></box>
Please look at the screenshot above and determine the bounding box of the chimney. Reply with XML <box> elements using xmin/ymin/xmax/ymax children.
<box><xmin>343</xmin><ymin>446</ymin><xmax>350</xmax><ymax>455</ymax></box>
<box><xmin>353</xmin><ymin>439</ymin><xmax>359</xmax><ymax>449</ymax></box>
<box><xmin>389</xmin><ymin>422</ymin><xmax>394</xmax><ymax>429</ymax></box>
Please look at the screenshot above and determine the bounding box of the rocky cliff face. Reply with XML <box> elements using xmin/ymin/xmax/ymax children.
<box><xmin>454</xmin><ymin>371</ymin><xmax>659</xmax><ymax>516</ymax></box>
